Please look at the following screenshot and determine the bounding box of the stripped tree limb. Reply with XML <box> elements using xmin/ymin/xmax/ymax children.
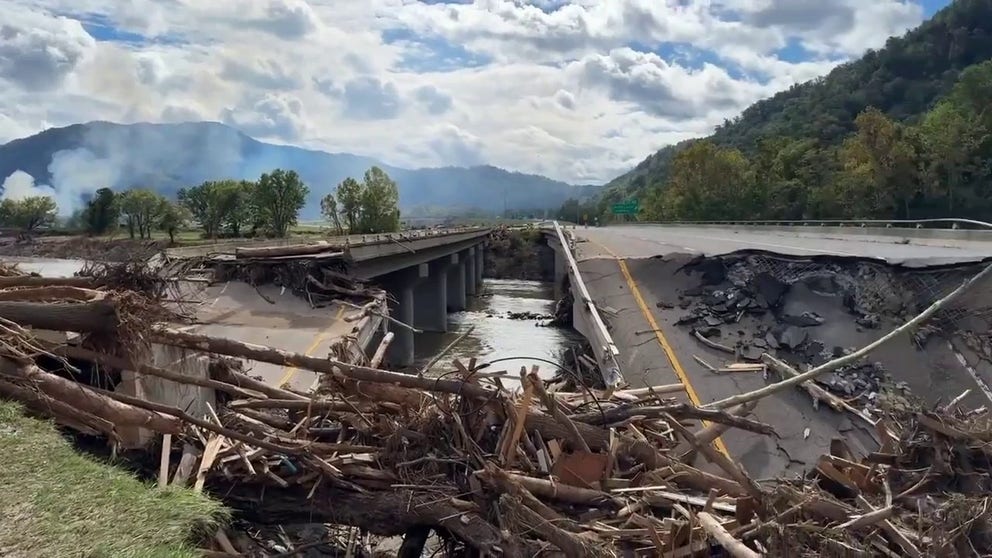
<box><xmin>0</xmin><ymin>276</ymin><xmax>100</xmax><ymax>288</ymax></box>
<box><xmin>572</xmin><ymin>402</ymin><xmax>775</xmax><ymax>436</ymax></box>
<box><xmin>697</xmin><ymin>511</ymin><xmax>762</xmax><ymax>558</ymax></box>
<box><xmin>0</xmin><ymin>358</ymin><xmax>182</xmax><ymax>435</ymax></box>
<box><xmin>706</xmin><ymin>262</ymin><xmax>992</xmax><ymax>410</ymax></box>
<box><xmin>527</xmin><ymin>370</ymin><xmax>591</xmax><ymax>453</ymax></box>
<box><xmin>150</xmin><ymin>326</ymin><xmax>492</xmax><ymax>399</ymax></box>
<box><xmin>369</xmin><ymin>331</ymin><xmax>394</xmax><ymax>368</ymax></box>
<box><xmin>52</xmin><ymin>344</ymin><xmax>267</xmax><ymax>400</ymax></box>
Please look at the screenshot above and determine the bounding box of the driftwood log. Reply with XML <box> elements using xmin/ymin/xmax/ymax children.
<box><xmin>0</xmin><ymin>357</ymin><xmax>181</xmax><ymax>434</ymax></box>
<box><xmin>235</xmin><ymin>242</ymin><xmax>339</xmax><ymax>259</ymax></box>
<box><xmin>0</xmin><ymin>299</ymin><xmax>118</xmax><ymax>333</ymax></box>
<box><xmin>0</xmin><ymin>276</ymin><xmax>100</xmax><ymax>289</ymax></box>
<box><xmin>224</xmin><ymin>484</ymin><xmax>531</xmax><ymax>556</ymax></box>
<box><xmin>150</xmin><ymin>326</ymin><xmax>492</xmax><ymax>399</ymax></box>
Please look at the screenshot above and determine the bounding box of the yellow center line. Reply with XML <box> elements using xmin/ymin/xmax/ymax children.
<box><xmin>276</xmin><ymin>306</ymin><xmax>345</xmax><ymax>387</ymax></box>
<box><xmin>585</xmin><ymin>236</ymin><xmax>731</xmax><ymax>458</ymax></box>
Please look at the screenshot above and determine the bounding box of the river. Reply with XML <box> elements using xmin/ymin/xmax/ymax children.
<box><xmin>413</xmin><ymin>278</ymin><xmax>583</xmax><ymax>379</ymax></box>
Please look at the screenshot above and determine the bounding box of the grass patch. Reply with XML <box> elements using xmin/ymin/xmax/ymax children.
<box><xmin>0</xmin><ymin>402</ymin><xmax>226</xmax><ymax>558</ymax></box>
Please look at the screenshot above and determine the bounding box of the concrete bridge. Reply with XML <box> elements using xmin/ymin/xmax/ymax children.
<box><xmin>346</xmin><ymin>228</ymin><xmax>490</xmax><ymax>366</ymax></box>
<box><xmin>167</xmin><ymin>227</ymin><xmax>490</xmax><ymax>368</ymax></box>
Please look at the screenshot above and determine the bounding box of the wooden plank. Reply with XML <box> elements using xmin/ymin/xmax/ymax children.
<box><xmin>194</xmin><ymin>435</ymin><xmax>224</xmax><ymax>493</ymax></box>
<box><xmin>158</xmin><ymin>433</ymin><xmax>172</xmax><ymax>489</ymax></box>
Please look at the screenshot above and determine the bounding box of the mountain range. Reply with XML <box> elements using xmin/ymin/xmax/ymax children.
<box><xmin>0</xmin><ymin>121</ymin><xmax>599</xmax><ymax>219</ymax></box>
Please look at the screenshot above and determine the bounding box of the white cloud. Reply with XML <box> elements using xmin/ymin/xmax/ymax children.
<box><xmin>0</xmin><ymin>5</ymin><xmax>96</xmax><ymax>90</ymax></box>
<box><xmin>221</xmin><ymin>93</ymin><xmax>309</xmax><ymax>139</ymax></box>
<box><xmin>0</xmin><ymin>0</ymin><xmax>936</xmax><ymax>184</ymax></box>
<box><xmin>341</xmin><ymin>76</ymin><xmax>402</xmax><ymax>120</ymax></box>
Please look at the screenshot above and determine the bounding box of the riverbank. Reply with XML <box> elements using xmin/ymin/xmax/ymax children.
<box><xmin>483</xmin><ymin>226</ymin><xmax>554</xmax><ymax>281</ymax></box>
<box><xmin>0</xmin><ymin>401</ymin><xmax>224</xmax><ymax>557</ymax></box>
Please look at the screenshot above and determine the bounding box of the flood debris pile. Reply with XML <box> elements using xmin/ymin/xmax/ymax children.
<box><xmin>674</xmin><ymin>253</ymin><xmax>990</xmax><ymax>411</ymax></box>
<box><xmin>2</xmin><ymin>260</ymin><xmax>992</xmax><ymax>556</ymax></box>
<box><xmin>204</xmin><ymin>240</ymin><xmax>381</xmax><ymax>307</ymax></box>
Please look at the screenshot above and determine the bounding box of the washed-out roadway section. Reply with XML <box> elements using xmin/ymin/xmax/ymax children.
<box><xmin>561</xmin><ymin>224</ymin><xmax>992</xmax><ymax>478</ymax></box>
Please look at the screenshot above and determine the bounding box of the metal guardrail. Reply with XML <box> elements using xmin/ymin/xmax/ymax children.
<box><xmin>622</xmin><ymin>218</ymin><xmax>992</xmax><ymax>230</ymax></box>
<box><xmin>552</xmin><ymin>221</ymin><xmax>622</xmax><ymax>387</ymax></box>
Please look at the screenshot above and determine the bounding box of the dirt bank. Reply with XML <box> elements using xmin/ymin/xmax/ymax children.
<box><xmin>0</xmin><ymin>235</ymin><xmax>169</xmax><ymax>262</ymax></box>
<box><xmin>483</xmin><ymin>227</ymin><xmax>554</xmax><ymax>281</ymax></box>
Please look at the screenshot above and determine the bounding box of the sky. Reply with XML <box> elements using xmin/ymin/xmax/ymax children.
<box><xmin>0</xmin><ymin>0</ymin><xmax>952</xmax><ymax>184</ymax></box>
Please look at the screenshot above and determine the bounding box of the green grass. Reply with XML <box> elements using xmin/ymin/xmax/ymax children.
<box><xmin>0</xmin><ymin>402</ymin><xmax>226</xmax><ymax>557</ymax></box>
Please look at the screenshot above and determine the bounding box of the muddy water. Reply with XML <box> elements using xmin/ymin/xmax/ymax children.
<box><xmin>2</xmin><ymin>256</ymin><xmax>86</xmax><ymax>277</ymax></box>
<box><xmin>414</xmin><ymin>279</ymin><xmax>583</xmax><ymax>379</ymax></box>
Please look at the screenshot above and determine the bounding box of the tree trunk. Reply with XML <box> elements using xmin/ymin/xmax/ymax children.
<box><xmin>0</xmin><ymin>377</ymin><xmax>118</xmax><ymax>438</ymax></box>
<box><xmin>0</xmin><ymin>299</ymin><xmax>118</xmax><ymax>333</ymax></box>
<box><xmin>234</xmin><ymin>241</ymin><xmax>335</xmax><ymax>259</ymax></box>
<box><xmin>0</xmin><ymin>357</ymin><xmax>181</xmax><ymax>434</ymax></box>
<box><xmin>222</xmin><ymin>484</ymin><xmax>527</xmax><ymax>556</ymax></box>
<box><xmin>150</xmin><ymin>326</ymin><xmax>492</xmax><ymax>399</ymax></box>
<box><xmin>0</xmin><ymin>276</ymin><xmax>99</xmax><ymax>289</ymax></box>
<box><xmin>53</xmin><ymin>344</ymin><xmax>266</xmax><ymax>400</ymax></box>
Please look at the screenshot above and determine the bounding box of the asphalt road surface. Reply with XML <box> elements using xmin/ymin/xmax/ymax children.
<box><xmin>572</xmin><ymin>225</ymin><xmax>992</xmax><ymax>264</ymax></box>
<box><xmin>190</xmin><ymin>282</ymin><xmax>359</xmax><ymax>391</ymax></box>
<box><xmin>568</xmin><ymin>225</ymin><xmax>992</xmax><ymax>478</ymax></box>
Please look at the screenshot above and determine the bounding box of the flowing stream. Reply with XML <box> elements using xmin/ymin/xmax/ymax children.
<box><xmin>414</xmin><ymin>278</ymin><xmax>583</xmax><ymax>378</ymax></box>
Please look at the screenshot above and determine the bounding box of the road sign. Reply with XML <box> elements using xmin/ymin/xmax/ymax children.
<box><xmin>611</xmin><ymin>200</ymin><xmax>639</xmax><ymax>215</ymax></box>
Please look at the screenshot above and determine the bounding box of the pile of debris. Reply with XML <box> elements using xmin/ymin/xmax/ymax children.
<box><xmin>2</xmin><ymin>261</ymin><xmax>992</xmax><ymax>556</ymax></box>
<box><xmin>671</xmin><ymin>253</ymin><xmax>985</xmax><ymax>411</ymax></box>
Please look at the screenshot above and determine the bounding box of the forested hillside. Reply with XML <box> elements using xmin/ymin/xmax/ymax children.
<box><xmin>593</xmin><ymin>0</ymin><xmax>992</xmax><ymax>223</ymax></box>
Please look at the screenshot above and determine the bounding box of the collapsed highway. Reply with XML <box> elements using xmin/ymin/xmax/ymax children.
<box><xmin>567</xmin><ymin>223</ymin><xmax>992</xmax><ymax>478</ymax></box>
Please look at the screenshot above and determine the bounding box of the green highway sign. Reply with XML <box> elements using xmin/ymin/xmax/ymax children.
<box><xmin>611</xmin><ymin>200</ymin><xmax>639</xmax><ymax>215</ymax></box>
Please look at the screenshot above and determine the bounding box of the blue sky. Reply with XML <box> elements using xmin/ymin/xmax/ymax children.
<box><xmin>0</xmin><ymin>0</ymin><xmax>953</xmax><ymax>183</ymax></box>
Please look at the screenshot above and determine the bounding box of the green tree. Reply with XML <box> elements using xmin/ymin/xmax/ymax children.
<box><xmin>919</xmin><ymin>101</ymin><xmax>978</xmax><ymax>213</ymax></box>
<box><xmin>335</xmin><ymin>177</ymin><xmax>363</xmax><ymax>232</ymax></box>
<box><xmin>320</xmin><ymin>192</ymin><xmax>343</xmax><ymax>234</ymax></box>
<box><xmin>254</xmin><ymin>169</ymin><xmax>309</xmax><ymax>237</ymax></box>
<box><xmin>84</xmin><ymin>188</ymin><xmax>119</xmax><ymax>235</ymax></box>
<box><xmin>158</xmin><ymin>202</ymin><xmax>191</xmax><ymax>244</ymax></box>
<box><xmin>644</xmin><ymin>141</ymin><xmax>752</xmax><ymax>221</ymax></box>
<box><xmin>178</xmin><ymin>180</ymin><xmax>240</xmax><ymax>238</ymax></box>
<box><xmin>226</xmin><ymin>180</ymin><xmax>256</xmax><ymax>237</ymax></box>
<box><xmin>119</xmin><ymin>189</ymin><xmax>168</xmax><ymax>239</ymax></box>
<box><xmin>0</xmin><ymin>196</ymin><xmax>57</xmax><ymax>231</ymax></box>
<box><xmin>838</xmin><ymin>108</ymin><xmax>920</xmax><ymax>218</ymax></box>
<box><xmin>358</xmin><ymin>167</ymin><xmax>400</xmax><ymax>233</ymax></box>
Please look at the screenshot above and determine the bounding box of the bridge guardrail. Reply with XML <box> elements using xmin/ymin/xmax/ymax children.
<box><xmin>552</xmin><ymin>221</ymin><xmax>622</xmax><ymax>387</ymax></box>
<box><xmin>618</xmin><ymin>218</ymin><xmax>992</xmax><ymax>230</ymax></box>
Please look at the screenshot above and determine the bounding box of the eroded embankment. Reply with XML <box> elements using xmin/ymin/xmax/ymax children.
<box><xmin>483</xmin><ymin>226</ymin><xmax>554</xmax><ymax>281</ymax></box>
<box><xmin>672</xmin><ymin>251</ymin><xmax>992</xmax><ymax>411</ymax></box>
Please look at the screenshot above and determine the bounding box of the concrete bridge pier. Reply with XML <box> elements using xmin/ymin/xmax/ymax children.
<box><xmin>413</xmin><ymin>259</ymin><xmax>448</xmax><ymax>333</ymax></box>
<box><xmin>382</xmin><ymin>263</ymin><xmax>428</xmax><ymax>367</ymax></box>
<box><xmin>465</xmin><ymin>247</ymin><xmax>477</xmax><ymax>297</ymax></box>
<box><xmin>447</xmin><ymin>253</ymin><xmax>467</xmax><ymax>312</ymax></box>
<box><xmin>475</xmin><ymin>245</ymin><xmax>485</xmax><ymax>285</ymax></box>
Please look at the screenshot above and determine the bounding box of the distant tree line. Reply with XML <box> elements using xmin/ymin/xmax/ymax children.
<box><xmin>0</xmin><ymin>166</ymin><xmax>407</xmax><ymax>242</ymax></box>
<box><xmin>0</xmin><ymin>168</ymin><xmax>308</xmax><ymax>242</ymax></box>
